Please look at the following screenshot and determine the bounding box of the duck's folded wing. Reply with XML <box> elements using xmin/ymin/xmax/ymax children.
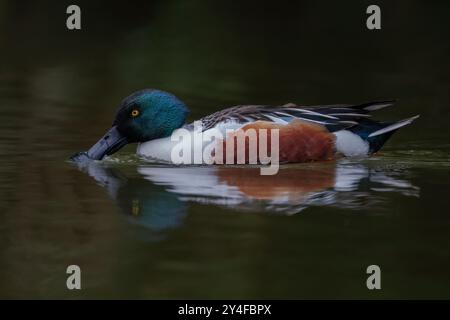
<box><xmin>198</xmin><ymin>100</ymin><xmax>395</xmax><ymax>132</ymax></box>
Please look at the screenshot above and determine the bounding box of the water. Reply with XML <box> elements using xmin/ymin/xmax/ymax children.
<box><xmin>1</xmin><ymin>0</ymin><xmax>450</xmax><ymax>298</ymax></box>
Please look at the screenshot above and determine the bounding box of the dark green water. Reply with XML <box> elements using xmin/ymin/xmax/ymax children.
<box><xmin>1</xmin><ymin>0</ymin><xmax>450</xmax><ymax>298</ymax></box>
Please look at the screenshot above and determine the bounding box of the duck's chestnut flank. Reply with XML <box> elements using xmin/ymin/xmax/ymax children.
<box><xmin>215</xmin><ymin>120</ymin><xmax>335</xmax><ymax>164</ymax></box>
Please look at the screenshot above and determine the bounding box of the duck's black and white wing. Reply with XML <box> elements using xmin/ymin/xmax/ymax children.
<box><xmin>197</xmin><ymin>100</ymin><xmax>396</xmax><ymax>132</ymax></box>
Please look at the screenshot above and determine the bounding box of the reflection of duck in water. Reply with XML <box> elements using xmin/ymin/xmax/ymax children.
<box><xmin>79</xmin><ymin>162</ymin><xmax>187</xmax><ymax>234</ymax></box>
<box><xmin>77</xmin><ymin>160</ymin><xmax>419</xmax><ymax>233</ymax></box>
<box><xmin>138</xmin><ymin>162</ymin><xmax>419</xmax><ymax>214</ymax></box>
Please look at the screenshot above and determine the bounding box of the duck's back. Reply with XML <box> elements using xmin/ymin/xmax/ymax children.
<box><xmin>137</xmin><ymin>100</ymin><xmax>418</xmax><ymax>164</ymax></box>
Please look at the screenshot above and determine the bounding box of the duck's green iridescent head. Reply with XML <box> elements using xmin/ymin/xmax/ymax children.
<box><xmin>79</xmin><ymin>89</ymin><xmax>189</xmax><ymax>160</ymax></box>
<box><xmin>113</xmin><ymin>89</ymin><xmax>189</xmax><ymax>142</ymax></box>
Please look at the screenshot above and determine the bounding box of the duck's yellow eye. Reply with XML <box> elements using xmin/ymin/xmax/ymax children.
<box><xmin>131</xmin><ymin>109</ymin><xmax>140</xmax><ymax>117</ymax></box>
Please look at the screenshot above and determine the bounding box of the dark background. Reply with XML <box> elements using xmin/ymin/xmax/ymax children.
<box><xmin>1</xmin><ymin>0</ymin><xmax>450</xmax><ymax>299</ymax></box>
<box><xmin>1</xmin><ymin>0</ymin><xmax>449</xmax><ymax>127</ymax></box>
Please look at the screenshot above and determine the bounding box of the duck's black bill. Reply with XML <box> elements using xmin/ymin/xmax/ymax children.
<box><xmin>70</xmin><ymin>126</ymin><xmax>128</xmax><ymax>162</ymax></box>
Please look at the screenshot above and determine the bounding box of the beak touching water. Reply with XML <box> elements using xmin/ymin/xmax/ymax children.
<box><xmin>70</xmin><ymin>126</ymin><xmax>128</xmax><ymax>162</ymax></box>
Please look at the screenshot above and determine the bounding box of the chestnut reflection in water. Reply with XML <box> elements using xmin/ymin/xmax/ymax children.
<box><xmin>77</xmin><ymin>160</ymin><xmax>419</xmax><ymax>233</ymax></box>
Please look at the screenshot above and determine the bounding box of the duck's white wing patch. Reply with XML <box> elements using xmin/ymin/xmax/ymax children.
<box><xmin>212</xmin><ymin>120</ymin><xmax>246</xmax><ymax>135</ymax></box>
<box><xmin>333</xmin><ymin>130</ymin><xmax>369</xmax><ymax>156</ymax></box>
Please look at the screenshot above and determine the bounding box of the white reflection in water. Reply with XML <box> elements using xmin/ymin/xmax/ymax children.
<box><xmin>137</xmin><ymin>163</ymin><xmax>419</xmax><ymax>214</ymax></box>
<box><xmin>76</xmin><ymin>159</ymin><xmax>420</xmax><ymax>232</ymax></box>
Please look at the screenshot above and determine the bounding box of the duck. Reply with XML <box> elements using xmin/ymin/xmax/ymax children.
<box><xmin>71</xmin><ymin>89</ymin><xmax>419</xmax><ymax>165</ymax></box>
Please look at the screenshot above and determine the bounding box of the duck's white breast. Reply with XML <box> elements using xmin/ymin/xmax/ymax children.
<box><xmin>136</xmin><ymin>136</ymin><xmax>178</xmax><ymax>162</ymax></box>
<box><xmin>136</xmin><ymin>121</ymin><xmax>244</xmax><ymax>163</ymax></box>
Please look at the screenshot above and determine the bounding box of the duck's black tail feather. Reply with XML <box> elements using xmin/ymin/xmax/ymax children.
<box><xmin>350</xmin><ymin>115</ymin><xmax>420</xmax><ymax>153</ymax></box>
<box><xmin>353</xmin><ymin>100</ymin><xmax>397</xmax><ymax>111</ymax></box>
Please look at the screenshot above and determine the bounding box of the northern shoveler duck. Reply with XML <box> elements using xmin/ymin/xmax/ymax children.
<box><xmin>71</xmin><ymin>89</ymin><xmax>419</xmax><ymax>164</ymax></box>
